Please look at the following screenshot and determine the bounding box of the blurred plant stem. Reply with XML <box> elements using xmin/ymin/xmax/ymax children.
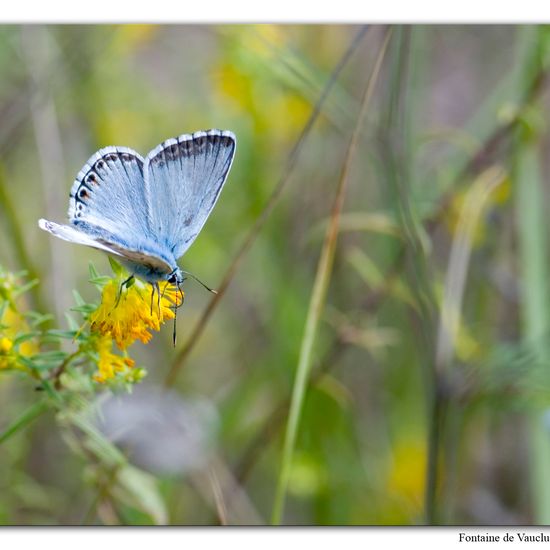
<box><xmin>190</xmin><ymin>456</ymin><xmax>264</xmax><ymax>525</ymax></box>
<box><xmin>436</xmin><ymin>166</ymin><xmax>506</xmax><ymax>523</ymax></box>
<box><xmin>379</xmin><ymin>26</ymin><xmax>441</xmax><ymax>524</ymax></box>
<box><xmin>164</xmin><ymin>25</ymin><xmax>370</xmax><ymax>387</ymax></box>
<box><xmin>0</xmin><ymin>168</ymin><xmax>47</xmax><ymax>313</ymax></box>
<box><xmin>233</xmin><ymin>247</ymin><xmax>406</xmax><ymax>484</ymax></box>
<box><xmin>271</xmin><ymin>29</ymin><xmax>391</xmax><ymax>525</ymax></box>
<box><xmin>517</xmin><ymin>145</ymin><xmax>550</xmax><ymax>522</ymax></box>
<box><xmin>21</xmin><ymin>26</ymin><xmax>74</xmax><ymax>322</ymax></box>
<box><xmin>0</xmin><ymin>401</ymin><xmax>49</xmax><ymax>446</ymax></box>
<box><xmin>514</xmin><ymin>38</ymin><xmax>550</xmax><ymax>522</ymax></box>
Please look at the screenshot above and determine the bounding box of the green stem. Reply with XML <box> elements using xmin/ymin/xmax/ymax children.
<box><xmin>271</xmin><ymin>29</ymin><xmax>392</xmax><ymax>525</ymax></box>
<box><xmin>514</xmin><ymin>25</ymin><xmax>550</xmax><ymax>526</ymax></box>
<box><xmin>516</xmin><ymin>142</ymin><xmax>550</xmax><ymax>523</ymax></box>
<box><xmin>0</xmin><ymin>400</ymin><xmax>49</xmax><ymax>445</ymax></box>
<box><xmin>0</xmin><ymin>166</ymin><xmax>47</xmax><ymax>314</ymax></box>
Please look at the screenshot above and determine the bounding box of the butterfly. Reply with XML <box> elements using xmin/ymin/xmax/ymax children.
<box><xmin>39</xmin><ymin>129</ymin><xmax>236</xmax><ymax>293</ymax></box>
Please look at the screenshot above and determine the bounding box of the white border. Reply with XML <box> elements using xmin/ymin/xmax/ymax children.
<box><xmin>3</xmin><ymin>527</ymin><xmax>550</xmax><ymax>550</ymax></box>
<box><xmin>2</xmin><ymin>0</ymin><xmax>550</xmax><ymax>23</ymax></box>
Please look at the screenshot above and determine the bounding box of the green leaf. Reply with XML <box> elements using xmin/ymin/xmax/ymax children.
<box><xmin>88</xmin><ymin>261</ymin><xmax>100</xmax><ymax>280</ymax></box>
<box><xmin>89</xmin><ymin>276</ymin><xmax>113</xmax><ymax>287</ymax></box>
<box><xmin>113</xmin><ymin>465</ymin><xmax>168</xmax><ymax>525</ymax></box>
<box><xmin>64</xmin><ymin>313</ymin><xmax>80</xmax><ymax>331</ymax></box>
<box><xmin>72</xmin><ymin>290</ymin><xmax>86</xmax><ymax>306</ymax></box>
<box><xmin>13</xmin><ymin>332</ymin><xmax>40</xmax><ymax>346</ymax></box>
<box><xmin>71</xmin><ymin>304</ymin><xmax>97</xmax><ymax>315</ymax></box>
<box><xmin>25</xmin><ymin>311</ymin><xmax>54</xmax><ymax>327</ymax></box>
<box><xmin>108</xmin><ymin>256</ymin><xmax>124</xmax><ymax>277</ymax></box>
<box><xmin>13</xmin><ymin>279</ymin><xmax>39</xmax><ymax>298</ymax></box>
<box><xmin>0</xmin><ymin>401</ymin><xmax>49</xmax><ymax>446</ymax></box>
<box><xmin>45</xmin><ymin>329</ymin><xmax>79</xmax><ymax>339</ymax></box>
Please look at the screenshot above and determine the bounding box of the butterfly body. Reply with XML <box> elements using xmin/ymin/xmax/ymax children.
<box><xmin>39</xmin><ymin>129</ymin><xmax>236</xmax><ymax>286</ymax></box>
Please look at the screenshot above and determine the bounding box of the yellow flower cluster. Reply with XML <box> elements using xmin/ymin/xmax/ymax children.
<box><xmin>90</xmin><ymin>278</ymin><xmax>183</xmax><ymax>351</ymax></box>
<box><xmin>88</xmin><ymin>275</ymin><xmax>183</xmax><ymax>383</ymax></box>
<box><xmin>0</xmin><ymin>270</ymin><xmax>36</xmax><ymax>372</ymax></box>
<box><xmin>93</xmin><ymin>334</ymin><xmax>136</xmax><ymax>384</ymax></box>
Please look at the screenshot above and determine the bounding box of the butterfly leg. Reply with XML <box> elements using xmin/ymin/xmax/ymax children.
<box><xmin>173</xmin><ymin>284</ymin><xmax>185</xmax><ymax>347</ymax></box>
<box><xmin>149</xmin><ymin>283</ymin><xmax>155</xmax><ymax>316</ymax></box>
<box><xmin>149</xmin><ymin>282</ymin><xmax>161</xmax><ymax>317</ymax></box>
<box><xmin>156</xmin><ymin>282</ymin><xmax>161</xmax><ymax>318</ymax></box>
<box><xmin>115</xmin><ymin>275</ymin><xmax>134</xmax><ymax>308</ymax></box>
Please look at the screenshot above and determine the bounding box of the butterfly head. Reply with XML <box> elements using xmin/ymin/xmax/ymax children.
<box><xmin>167</xmin><ymin>267</ymin><xmax>184</xmax><ymax>287</ymax></box>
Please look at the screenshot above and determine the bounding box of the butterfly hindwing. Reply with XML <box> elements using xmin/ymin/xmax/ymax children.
<box><xmin>144</xmin><ymin>129</ymin><xmax>236</xmax><ymax>259</ymax></box>
<box><xmin>38</xmin><ymin>219</ymin><xmax>126</xmax><ymax>257</ymax></box>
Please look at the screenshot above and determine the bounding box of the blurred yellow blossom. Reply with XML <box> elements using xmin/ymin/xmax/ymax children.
<box><xmin>93</xmin><ymin>334</ymin><xmax>137</xmax><ymax>384</ymax></box>
<box><xmin>386</xmin><ymin>439</ymin><xmax>427</xmax><ymax>513</ymax></box>
<box><xmin>0</xmin><ymin>336</ymin><xmax>14</xmax><ymax>369</ymax></box>
<box><xmin>90</xmin><ymin>277</ymin><xmax>183</xmax><ymax>350</ymax></box>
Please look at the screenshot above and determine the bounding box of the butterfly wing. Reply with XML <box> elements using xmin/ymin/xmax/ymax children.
<box><xmin>38</xmin><ymin>220</ymin><xmax>174</xmax><ymax>276</ymax></box>
<box><xmin>40</xmin><ymin>146</ymin><xmax>175</xmax><ymax>275</ymax></box>
<box><xmin>68</xmin><ymin>146</ymin><xmax>149</xmax><ymax>240</ymax></box>
<box><xmin>38</xmin><ymin>219</ymin><xmax>127</xmax><ymax>257</ymax></box>
<box><xmin>143</xmin><ymin>129</ymin><xmax>236</xmax><ymax>259</ymax></box>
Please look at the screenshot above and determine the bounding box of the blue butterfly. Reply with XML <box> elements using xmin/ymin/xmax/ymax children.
<box><xmin>39</xmin><ymin>129</ymin><xmax>236</xmax><ymax>291</ymax></box>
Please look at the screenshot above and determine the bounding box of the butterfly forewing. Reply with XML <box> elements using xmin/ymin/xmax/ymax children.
<box><xmin>69</xmin><ymin>146</ymin><xmax>150</xmax><ymax>245</ymax></box>
<box><xmin>144</xmin><ymin>129</ymin><xmax>236</xmax><ymax>259</ymax></box>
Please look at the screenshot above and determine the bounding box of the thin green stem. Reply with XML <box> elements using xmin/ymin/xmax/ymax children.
<box><xmin>0</xmin><ymin>400</ymin><xmax>48</xmax><ymax>446</ymax></box>
<box><xmin>0</xmin><ymin>167</ymin><xmax>47</xmax><ymax>314</ymax></box>
<box><xmin>516</xmin><ymin>141</ymin><xmax>550</xmax><ymax>523</ymax></box>
<box><xmin>271</xmin><ymin>29</ymin><xmax>392</xmax><ymax>525</ymax></box>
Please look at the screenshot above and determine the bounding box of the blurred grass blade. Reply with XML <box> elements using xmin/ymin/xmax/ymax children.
<box><xmin>435</xmin><ymin>165</ymin><xmax>506</xmax><ymax>371</ymax></box>
<box><xmin>516</xmin><ymin>141</ymin><xmax>550</xmax><ymax>523</ymax></box>
<box><xmin>0</xmin><ymin>401</ymin><xmax>48</xmax><ymax>445</ymax></box>
<box><xmin>164</xmin><ymin>26</ymin><xmax>370</xmax><ymax>387</ymax></box>
<box><xmin>433</xmin><ymin>165</ymin><xmax>505</xmax><ymax>523</ymax></box>
<box><xmin>0</xmin><ymin>167</ymin><xmax>46</xmax><ymax>314</ymax></box>
<box><xmin>271</xmin><ymin>29</ymin><xmax>392</xmax><ymax>525</ymax></box>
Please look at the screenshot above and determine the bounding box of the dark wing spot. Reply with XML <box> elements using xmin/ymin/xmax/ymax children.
<box><xmin>193</xmin><ymin>135</ymin><xmax>206</xmax><ymax>151</ymax></box>
<box><xmin>221</xmin><ymin>135</ymin><xmax>234</xmax><ymax>148</ymax></box>
<box><xmin>78</xmin><ymin>188</ymin><xmax>89</xmax><ymax>200</ymax></box>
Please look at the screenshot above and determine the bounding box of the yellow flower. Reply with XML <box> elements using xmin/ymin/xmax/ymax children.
<box><xmin>90</xmin><ymin>277</ymin><xmax>183</xmax><ymax>350</ymax></box>
<box><xmin>93</xmin><ymin>334</ymin><xmax>137</xmax><ymax>383</ymax></box>
<box><xmin>0</xmin><ymin>336</ymin><xmax>15</xmax><ymax>370</ymax></box>
<box><xmin>0</xmin><ymin>337</ymin><xmax>12</xmax><ymax>353</ymax></box>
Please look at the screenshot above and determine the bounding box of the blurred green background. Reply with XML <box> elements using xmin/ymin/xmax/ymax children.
<box><xmin>2</xmin><ymin>24</ymin><xmax>550</xmax><ymax>525</ymax></box>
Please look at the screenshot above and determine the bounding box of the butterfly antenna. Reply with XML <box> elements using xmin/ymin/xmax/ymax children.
<box><xmin>180</xmin><ymin>270</ymin><xmax>218</xmax><ymax>294</ymax></box>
